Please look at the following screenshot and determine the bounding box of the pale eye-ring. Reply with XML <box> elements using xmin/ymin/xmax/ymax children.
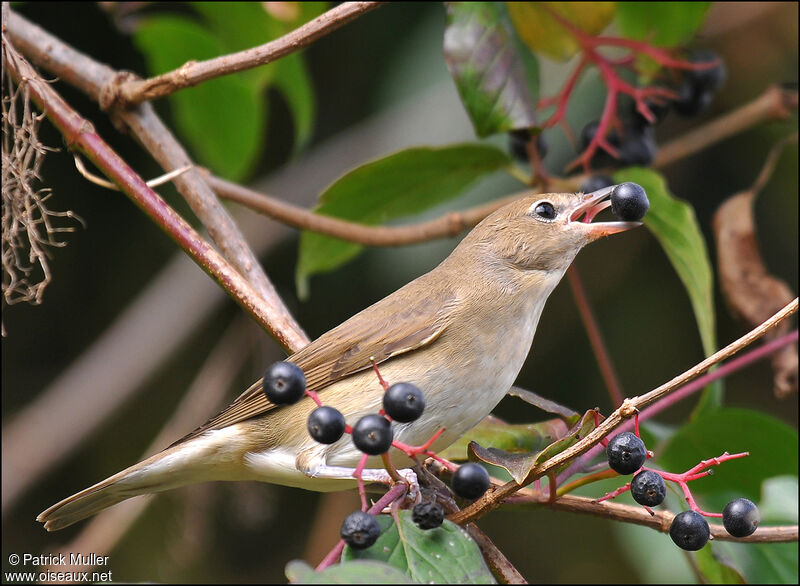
<box><xmin>532</xmin><ymin>200</ymin><xmax>556</xmax><ymax>221</ymax></box>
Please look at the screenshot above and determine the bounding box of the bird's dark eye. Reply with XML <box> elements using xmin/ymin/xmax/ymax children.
<box><xmin>533</xmin><ymin>201</ymin><xmax>556</xmax><ymax>221</ymax></box>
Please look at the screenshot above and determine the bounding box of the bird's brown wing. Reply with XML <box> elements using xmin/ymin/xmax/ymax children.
<box><xmin>172</xmin><ymin>277</ymin><xmax>460</xmax><ymax>445</ymax></box>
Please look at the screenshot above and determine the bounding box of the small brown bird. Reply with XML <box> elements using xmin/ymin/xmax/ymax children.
<box><xmin>38</xmin><ymin>185</ymin><xmax>638</xmax><ymax>531</ymax></box>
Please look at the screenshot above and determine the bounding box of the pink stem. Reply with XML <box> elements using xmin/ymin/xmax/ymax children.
<box><xmin>315</xmin><ymin>483</ymin><xmax>407</xmax><ymax>571</ymax></box>
<box><xmin>558</xmin><ymin>330</ymin><xmax>798</xmax><ymax>483</ymax></box>
<box><xmin>371</xmin><ymin>358</ymin><xmax>390</xmax><ymax>391</ymax></box>
<box><xmin>567</xmin><ymin>267</ymin><xmax>624</xmax><ymax>406</ymax></box>
<box><xmin>391</xmin><ymin>427</ymin><xmax>446</xmax><ymax>459</ymax></box>
<box><xmin>354</xmin><ymin>453</ymin><xmax>370</xmax><ymax>511</ymax></box>
<box><xmin>542</xmin><ymin>56</ymin><xmax>588</xmax><ymax>129</ymax></box>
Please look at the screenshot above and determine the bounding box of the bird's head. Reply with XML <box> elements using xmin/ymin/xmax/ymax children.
<box><xmin>459</xmin><ymin>185</ymin><xmax>641</xmax><ymax>276</ymax></box>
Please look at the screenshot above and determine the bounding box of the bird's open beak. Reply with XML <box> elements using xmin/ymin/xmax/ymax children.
<box><xmin>569</xmin><ymin>185</ymin><xmax>641</xmax><ymax>239</ymax></box>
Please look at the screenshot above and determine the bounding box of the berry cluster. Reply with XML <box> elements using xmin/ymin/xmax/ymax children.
<box><xmin>262</xmin><ymin>361</ymin><xmax>492</xmax><ymax>551</ymax></box>
<box><xmin>508</xmin><ymin>14</ymin><xmax>728</xmax><ymax>179</ymax></box>
<box><xmin>569</xmin><ymin>49</ymin><xmax>725</xmax><ymax>189</ymax></box>
<box><xmin>600</xmin><ymin>426</ymin><xmax>760</xmax><ymax>551</ymax></box>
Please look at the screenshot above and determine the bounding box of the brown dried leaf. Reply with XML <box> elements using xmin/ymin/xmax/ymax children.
<box><xmin>467</xmin><ymin>409</ymin><xmax>600</xmax><ymax>485</ymax></box>
<box><xmin>713</xmin><ymin>190</ymin><xmax>797</xmax><ymax>398</ymax></box>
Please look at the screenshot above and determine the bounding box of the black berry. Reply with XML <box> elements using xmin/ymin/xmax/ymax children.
<box><xmin>263</xmin><ymin>361</ymin><xmax>306</xmax><ymax>405</ymax></box>
<box><xmin>340</xmin><ymin>511</ymin><xmax>381</xmax><ymax>550</ymax></box>
<box><xmin>536</xmin><ymin>133</ymin><xmax>548</xmax><ymax>160</ymax></box>
<box><xmin>606</xmin><ymin>432</ymin><xmax>647</xmax><ymax>475</ymax></box>
<box><xmin>722</xmin><ymin>498</ymin><xmax>760</xmax><ymax>538</ymax></box>
<box><xmin>684</xmin><ymin>49</ymin><xmax>727</xmax><ymax>92</ymax></box>
<box><xmin>352</xmin><ymin>414</ymin><xmax>393</xmax><ymax>455</ymax></box>
<box><xmin>383</xmin><ymin>382</ymin><xmax>426</xmax><ymax>423</ymax></box>
<box><xmin>631</xmin><ymin>97</ymin><xmax>671</xmax><ymax>129</ymax></box>
<box><xmin>307</xmin><ymin>406</ymin><xmax>346</xmax><ymax>444</ymax></box>
<box><xmin>630</xmin><ymin>470</ymin><xmax>666</xmax><ymax>507</ymax></box>
<box><xmin>611</xmin><ymin>182</ymin><xmax>649</xmax><ymax>221</ymax></box>
<box><xmin>673</xmin><ymin>50</ymin><xmax>725</xmax><ymax>118</ymax></box>
<box><xmin>412</xmin><ymin>501</ymin><xmax>445</xmax><ymax>530</ymax></box>
<box><xmin>581</xmin><ymin>174</ymin><xmax>614</xmax><ymax>194</ymax></box>
<box><xmin>509</xmin><ymin>129</ymin><xmax>547</xmax><ymax>162</ymax></box>
<box><xmin>580</xmin><ymin>120</ymin><xmax>620</xmax><ymax>167</ymax></box>
<box><xmin>673</xmin><ymin>81</ymin><xmax>714</xmax><ymax>117</ymax></box>
<box><xmin>669</xmin><ymin>510</ymin><xmax>710</xmax><ymax>551</ymax></box>
<box><xmin>452</xmin><ymin>463</ymin><xmax>490</xmax><ymax>500</ymax></box>
<box><xmin>618</xmin><ymin>125</ymin><xmax>656</xmax><ymax>166</ymax></box>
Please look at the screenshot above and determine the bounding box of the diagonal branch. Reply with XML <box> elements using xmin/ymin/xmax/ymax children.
<box><xmin>112</xmin><ymin>2</ymin><xmax>382</xmax><ymax>107</ymax></box>
<box><xmin>206</xmin><ymin>85</ymin><xmax>796</xmax><ymax>249</ymax></box>
<box><xmin>7</xmin><ymin>8</ymin><xmax>795</xmax><ymax>264</ymax></box>
<box><xmin>655</xmin><ymin>84</ymin><xmax>798</xmax><ymax>168</ymax></box>
<box><xmin>449</xmin><ymin>298</ymin><xmax>799</xmax><ymax>526</ymax></box>
<box><xmin>207</xmin><ymin>172</ymin><xmax>527</xmax><ymax>246</ymax></box>
<box><xmin>5</xmin><ymin>7</ymin><xmax>308</xmax><ymax>351</ymax></box>
<box><xmin>2</xmin><ymin>34</ymin><xmax>297</xmax><ymax>352</ymax></box>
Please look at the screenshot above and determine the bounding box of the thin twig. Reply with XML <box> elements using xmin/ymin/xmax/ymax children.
<box><xmin>2</xmin><ymin>36</ymin><xmax>298</xmax><ymax>351</ymax></box>
<box><xmin>466</xmin><ymin>524</ymin><xmax>527</xmax><ymax>584</ymax></box>
<box><xmin>449</xmin><ymin>298</ymin><xmax>798</xmax><ymax>526</ymax></box>
<box><xmin>655</xmin><ymin>85</ymin><xmax>798</xmax><ymax>168</ymax></box>
<box><xmin>113</xmin><ymin>2</ymin><xmax>381</xmax><ymax>106</ymax></box>
<box><xmin>503</xmin><ymin>491</ymin><xmax>797</xmax><ymax>543</ymax></box>
<box><xmin>73</xmin><ymin>153</ymin><xmax>192</xmax><ymax>189</ymax></box>
<box><xmin>750</xmin><ymin>130</ymin><xmax>798</xmax><ymax>194</ymax></box>
<box><xmin>567</xmin><ymin>266</ymin><xmax>624</xmax><ymax>406</ymax></box>
<box><xmin>558</xmin><ymin>329</ymin><xmax>799</xmax><ymax>484</ymax></box>
<box><xmin>7</xmin><ymin>9</ymin><xmax>796</xmax><ymax>261</ymax></box>
<box><xmin>204</xmin><ymin>85</ymin><xmax>797</xmax><ymax>249</ymax></box>
<box><xmin>207</xmin><ymin>172</ymin><xmax>528</xmax><ymax>246</ymax></box>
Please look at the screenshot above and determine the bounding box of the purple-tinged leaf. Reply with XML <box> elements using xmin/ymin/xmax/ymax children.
<box><xmin>444</xmin><ymin>2</ymin><xmax>537</xmax><ymax>137</ymax></box>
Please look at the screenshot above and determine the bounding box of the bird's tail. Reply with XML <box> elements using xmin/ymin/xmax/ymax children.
<box><xmin>37</xmin><ymin>428</ymin><xmax>245</xmax><ymax>531</ymax></box>
<box><xmin>36</xmin><ymin>449</ymin><xmax>184</xmax><ymax>531</ymax></box>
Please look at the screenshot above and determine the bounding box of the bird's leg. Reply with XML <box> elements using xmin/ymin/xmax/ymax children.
<box><xmin>298</xmin><ymin>457</ymin><xmax>419</xmax><ymax>508</ymax></box>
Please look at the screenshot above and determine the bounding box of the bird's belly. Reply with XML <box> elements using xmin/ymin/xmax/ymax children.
<box><xmin>245</xmin><ymin>295</ymin><xmax>545</xmax><ymax>486</ymax></box>
<box><xmin>325</xmin><ymin>326</ymin><xmax>535</xmax><ymax>467</ymax></box>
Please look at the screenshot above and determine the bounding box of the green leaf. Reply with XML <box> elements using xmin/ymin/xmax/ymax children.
<box><xmin>616</xmin><ymin>2</ymin><xmax>712</xmax><ymax>47</ymax></box>
<box><xmin>759</xmin><ymin>476</ymin><xmax>798</xmax><ymax>523</ymax></box>
<box><xmin>190</xmin><ymin>2</ymin><xmax>316</xmax><ymax>151</ymax></box>
<box><xmin>658</xmin><ymin>408</ymin><xmax>798</xmax><ymax>507</ymax></box>
<box><xmin>296</xmin><ymin>144</ymin><xmax>511</xmax><ymax>296</ymax></box>
<box><xmin>710</xmin><ymin>476</ymin><xmax>799</xmax><ymax>584</ymax></box>
<box><xmin>695</xmin><ymin>545</ymin><xmax>746</xmax><ymax>584</ymax></box>
<box><xmin>133</xmin><ymin>16</ymin><xmax>264</xmax><ymax>180</ymax></box>
<box><xmin>468</xmin><ymin>409</ymin><xmax>599</xmax><ymax>484</ymax></box>
<box><xmin>444</xmin><ymin>2</ymin><xmax>538</xmax><ymax>137</ymax></box>
<box><xmin>506</xmin><ymin>2</ymin><xmax>615</xmax><ymax>61</ymax></box>
<box><xmin>286</xmin><ymin>559</ymin><xmax>413</xmax><ymax>584</ymax></box>
<box><xmin>342</xmin><ymin>512</ymin><xmax>496</xmax><ymax>584</ymax></box>
<box><xmin>613</xmin><ymin>168</ymin><xmax>721</xmax><ymax>411</ymax></box>
<box><xmin>439</xmin><ymin>416</ymin><xmax>569</xmax><ymax>461</ymax></box>
<box><xmin>711</xmin><ymin>541</ymin><xmax>798</xmax><ymax>584</ymax></box>
<box><xmin>190</xmin><ymin>2</ymin><xmax>282</xmax><ymax>87</ymax></box>
<box><xmin>273</xmin><ymin>54</ymin><xmax>316</xmax><ymax>151</ymax></box>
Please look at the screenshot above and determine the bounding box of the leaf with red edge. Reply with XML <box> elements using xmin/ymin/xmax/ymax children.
<box><xmin>444</xmin><ymin>2</ymin><xmax>538</xmax><ymax>137</ymax></box>
<box><xmin>507</xmin><ymin>2</ymin><xmax>615</xmax><ymax>61</ymax></box>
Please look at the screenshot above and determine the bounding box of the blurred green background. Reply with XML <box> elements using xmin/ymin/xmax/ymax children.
<box><xmin>2</xmin><ymin>2</ymin><xmax>797</xmax><ymax>583</ymax></box>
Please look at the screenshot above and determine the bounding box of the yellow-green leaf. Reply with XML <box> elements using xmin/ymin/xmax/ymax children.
<box><xmin>507</xmin><ymin>2</ymin><xmax>615</xmax><ymax>61</ymax></box>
